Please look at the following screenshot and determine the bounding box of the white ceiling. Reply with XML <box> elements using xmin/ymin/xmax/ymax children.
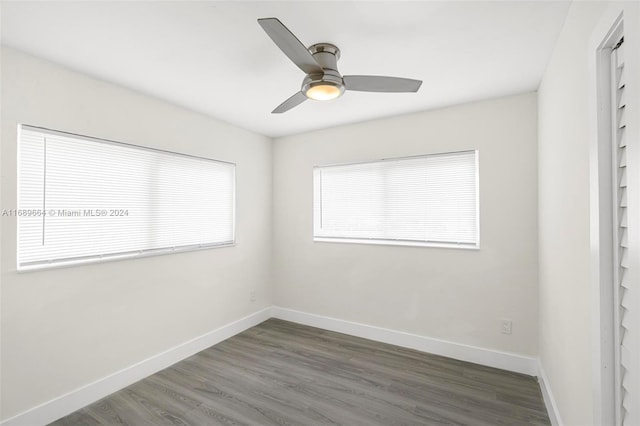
<box><xmin>1</xmin><ymin>1</ymin><xmax>570</xmax><ymax>137</ymax></box>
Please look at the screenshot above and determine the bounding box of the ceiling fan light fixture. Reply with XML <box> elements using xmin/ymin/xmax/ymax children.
<box><xmin>305</xmin><ymin>82</ymin><xmax>343</xmax><ymax>101</ymax></box>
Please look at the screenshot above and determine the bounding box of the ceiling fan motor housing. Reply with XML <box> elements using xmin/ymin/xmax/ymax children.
<box><xmin>308</xmin><ymin>43</ymin><xmax>341</xmax><ymax>69</ymax></box>
<box><xmin>302</xmin><ymin>43</ymin><xmax>345</xmax><ymax>99</ymax></box>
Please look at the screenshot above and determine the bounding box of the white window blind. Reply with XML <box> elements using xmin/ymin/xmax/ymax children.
<box><xmin>313</xmin><ymin>150</ymin><xmax>479</xmax><ymax>248</ymax></box>
<box><xmin>17</xmin><ymin>125</ymin><xmax>235</xmax><ymax>270</ymax></box>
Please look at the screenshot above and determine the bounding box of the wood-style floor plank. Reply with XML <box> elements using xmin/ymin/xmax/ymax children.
<box><xmin>50</xmin><ymin>319</ymin><xmax>550</xmax><ymax>425</ymax></box>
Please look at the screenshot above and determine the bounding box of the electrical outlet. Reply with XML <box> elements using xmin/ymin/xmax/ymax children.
<box><xmin>250</xmin><ymin>291</ymin><xmax>256</xmax><ymax>302</ymax></box>
<box><xmin>501</xmin><ymin>319</ymin><xmax>512</xmax><ymax>335</ymax></box>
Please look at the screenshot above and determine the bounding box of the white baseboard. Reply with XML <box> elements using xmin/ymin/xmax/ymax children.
<box><xmin>537</xmin><ymin>360</ymin><xmax>563</xmax><ymax>426</ymax></box>
<box><xmin>271</xmin><ymin>306</ymin><xmax>538</xmax><ymax>376</ymax></box>
<box><xmin>3</xmin><ymin>306</ymin><xmax>544</xmax><ymax>426</ymax></box>
<box><xmin>0</xmin><ymin>306</ymin><xmax>272</xmax><ymax>426</ymax></box>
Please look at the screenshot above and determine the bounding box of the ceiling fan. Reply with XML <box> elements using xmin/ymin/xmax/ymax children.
<box><xmin>258</xmin><ymin>18</ymin><xmax>423</xmax><ymax>113</ymax></box>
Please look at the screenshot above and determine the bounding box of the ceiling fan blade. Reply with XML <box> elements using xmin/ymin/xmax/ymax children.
<box><xmin>258</xmin><ymin>18</ymin><xmax>323</xmax><ymax>75</ymax></box>
<box><xmin>272</xmin><ymin>91</ymin><xmax>307</xmax><ymax>114</ymax></box>
<box><xmin>344</xmin><ymin>75</ymin><xmax>422</xmax><ymax>93</ymax></box>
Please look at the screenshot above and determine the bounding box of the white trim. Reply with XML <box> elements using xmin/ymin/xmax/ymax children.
<box><xmin>588</xmin><ymin>6</ymin><xmax>626</xmax><ymax>425</ymax></box>
<box><xmin>271</xmin><ymin>306</ymin><xmax>538</xmax><ymax>376</ymax></box>
<box><xmin>538</xmin><ymin>360</ymin><xmax>563</xmax><ymax>426</ymax></box>
<box><xmin>0</xmin><ymin>307</ymin><xmax>272</xmax><ymax>426</ymax></box>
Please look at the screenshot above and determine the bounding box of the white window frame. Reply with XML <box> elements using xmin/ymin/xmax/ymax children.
<box><xmin>17</xmin><ymin>125</ymin><xmax>236</xmax><ymax>271</ymax></box>
<box><xmin>312</xmin><ymin>151</ymin><xmax>480</xmax><ymax>250</ymax></box>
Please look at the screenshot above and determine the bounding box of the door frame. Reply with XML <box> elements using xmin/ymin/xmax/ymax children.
<box><xmin>589</xmin><ymin>4</ymin><xmax>639</xmax><ymax>425</ymax></box>
<box><xmin>588</xmin><ymin>7</ymin><xmax>624</xmax><ymax>426</ymax></box>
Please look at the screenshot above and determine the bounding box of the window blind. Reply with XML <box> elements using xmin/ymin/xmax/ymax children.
<box><xmin>313</xmin><ymin>150</ymin><xmax>478</xmax><ymax>248</ymax></box>
<box><xmin>17</xmin><ymin>125</ymin><xmax>235</xmax><ymax>270</ymax></box>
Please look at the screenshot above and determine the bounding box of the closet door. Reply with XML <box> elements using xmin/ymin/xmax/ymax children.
<box><xmin>611</xmin><ymin>38</ymin><xmax>632</xmax><ymax>426</ymax></box>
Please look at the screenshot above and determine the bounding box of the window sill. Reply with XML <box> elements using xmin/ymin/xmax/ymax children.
<box><xmin>313</xmin><ymin>237</ymin><xmax>479</xmax><ymax>250</ymax></box>
<box><xmin>17</xmin><ymin>242</ymin><xmax>236</xmax><ymax>272</ymax></box>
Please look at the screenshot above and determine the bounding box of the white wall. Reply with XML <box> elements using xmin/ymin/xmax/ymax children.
<box><xmin>538</xmin><ymin>2</ymin><xmax>640</xmax><ymax>425</ymax></box>
<box><xmin>273</xmin><ymin>93</ymin><xmax>539</xmax><ymax>357</ymax></box>
<box><xmin>0</xmin><ymin>47</ymin><xmax>273</xmax><ymax>421</ymax></box>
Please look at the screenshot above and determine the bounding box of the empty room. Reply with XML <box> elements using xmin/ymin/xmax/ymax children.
<box><xmin>0</xmin><ymin>1</ymin><xmax>638</xmax><ymax>425</ymax></box>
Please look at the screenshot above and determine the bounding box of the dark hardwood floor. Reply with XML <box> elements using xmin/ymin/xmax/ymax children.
<box><xmin>50</xmin><ymin>319</ymin><xmax>550</xmax><ymax>425</ymax></box>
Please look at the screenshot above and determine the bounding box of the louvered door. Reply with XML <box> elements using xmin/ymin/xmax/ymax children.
<box><xmin>611</xmin><ymin>38</ymin><xmax>631</xmax><ymax>426</ymax></box>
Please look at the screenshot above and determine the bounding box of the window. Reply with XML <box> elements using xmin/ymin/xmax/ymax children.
<box><xmin>17</xmin><ymin>125</ymin><xmax>235</xmax><ymax>270</ymax></box>
<box><xmin>313</xmin><ymin>150</ymin><xmax>478</xmax><ymax>248</ymax></box>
